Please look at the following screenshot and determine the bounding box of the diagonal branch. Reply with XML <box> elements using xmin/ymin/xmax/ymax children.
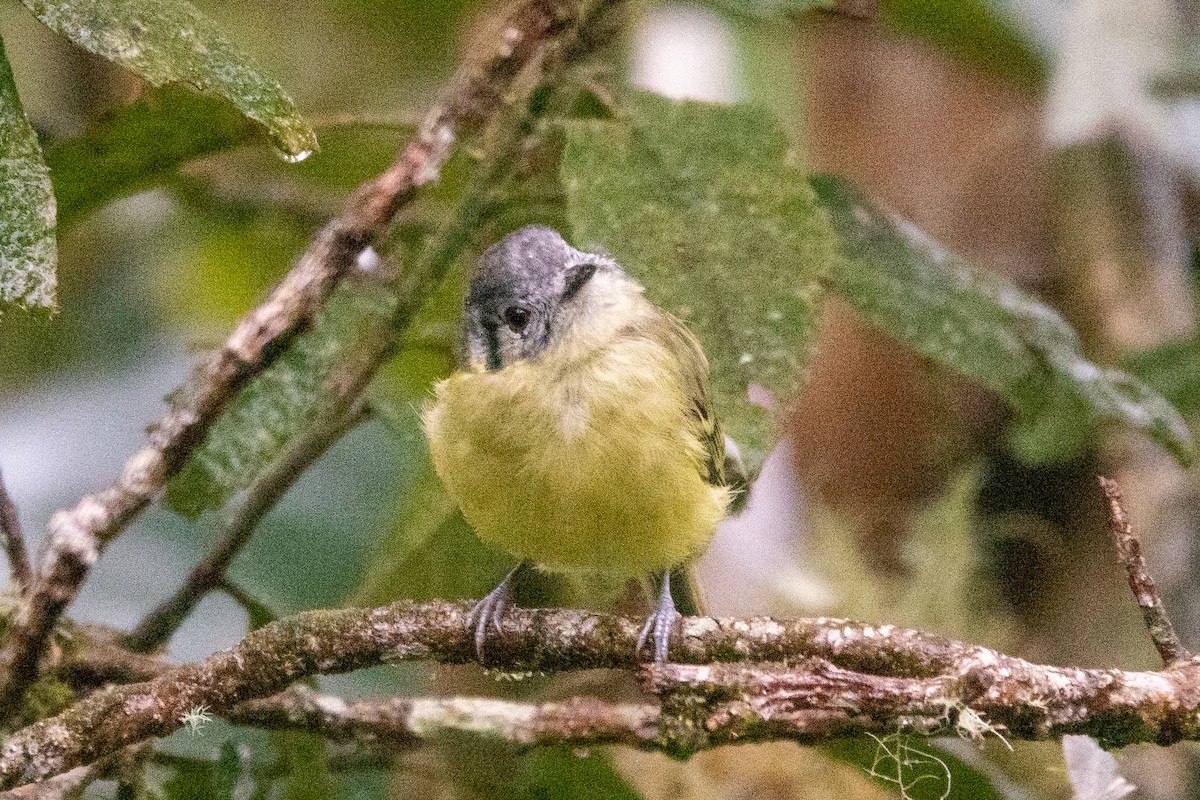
<box><xmin>0</xmin><ymin>472</ymin><xmax>31</xmax><ymax>594</ymax></box>
<box><xmin>1099</xmin><ymin>476</ymin><xmax>1192</xmax><ymax>666</ymax></box>
<box><xmin>0</xmin><ymin>0</ymin><xmax>617</xmax><ymax>717</ymax></box>
<box><xmin>8</xmin><ymin>600</ymin><xmax>1200</xmax><ymax>788</ymax></box>
<box><xmin>121</xmin><ymin>401</ymin><xmax>371</xmax><ymax>654</ymax></box>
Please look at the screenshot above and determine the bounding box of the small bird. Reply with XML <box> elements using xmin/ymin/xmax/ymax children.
<box><xmin>422</xmin><ymin>226</ymin><xmax>735</xmax><ymax>663</ymax></box>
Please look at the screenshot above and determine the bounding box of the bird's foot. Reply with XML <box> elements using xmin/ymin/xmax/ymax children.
<box><xmin>467</xmin><ymin>566</ymin><xmax>520</xmax><ymax>661</ymax></box>
<box><xmin>637</xmin><ymin>575</ymin><xmax>679</xmax><ymax>664</ymax></box>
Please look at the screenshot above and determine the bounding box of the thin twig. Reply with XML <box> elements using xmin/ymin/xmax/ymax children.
<box><xmin>7</xmin><ymin>600</ymin><xmax>1200</xmax><ymax>788</ymax></box>
<box><xmin>0</xmin><ymin>472</ymin><xmax>31</xmax><ymax>594</ymax></box>
<box><xmin>121</xmin><ymin>402</ymin><xmax>370</xmax><ymax>653</ymax></box>
<box><xmin>0</xmin><ymin>0</ymin><xmax>613</xmax><ymax>717</ymax></box>
<box><xmin>218</xmin><ymin>579</ymin><xmax>280</xmax><ymax>629</ymax></box>
<box><xmin>1099</xmin><ymin>476</ymin><xmax>1191</xmax><ymax>666</ymax></box>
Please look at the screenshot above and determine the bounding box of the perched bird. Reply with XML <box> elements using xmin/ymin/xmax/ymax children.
<box><xmin>422</xmin><ymin>226</ymin><xmax>736</xmax><ymax>662</ymax></box>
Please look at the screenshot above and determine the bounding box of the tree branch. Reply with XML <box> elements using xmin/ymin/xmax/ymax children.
<box><xmin>121</xmin><ymin>402</ymin><xmax>370</xmax><ymax>654</ymax></box>
<box><xmin>7</xmin><ymin>600</ymin><xmax>1200</xmax><ymax>788</ymax></box>
<box><xmin>0</xmin><ymin>472</ymin><xmax>31</xmax><ymax>594</ymax></box>
<box><xmin>0</xmin><ymin>0</ymin><xmax>619</xmax><ymax>718</ymax></box>
<box><xmin>230</xmin><ymin>686</ymin><xmax>658</xmax><ymax>751</ymax></box>
<box><xmin>1099</xmin><ymin>476</ymin><xmax>1192</xmax><ymax>666</ymax></box>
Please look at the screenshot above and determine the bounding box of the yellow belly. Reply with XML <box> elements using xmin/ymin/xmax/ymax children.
<box><xmin>422</xmin><ymin>340</ymin><xmax>729</xmax><ymax>578</ymax></box>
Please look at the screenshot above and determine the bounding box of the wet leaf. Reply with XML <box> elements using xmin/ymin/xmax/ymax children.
<box><xmin>0</xmin><ymin>35</ymin><xmax>56</xmax><ymax>310</ymax></box>
<box><xmin>22</xmin><ymin>0</ymin><xmax>317</xmax><ymax>159</ymax></box>
<box><xmin>812</xmin><ymin>175</ymin><xmax>1193</xmax><ymax>466</ymax></box>
<box><xmin>561</xmin><ymin>92</ymin><xmax>838</xmax><ymax>471</ymax></box>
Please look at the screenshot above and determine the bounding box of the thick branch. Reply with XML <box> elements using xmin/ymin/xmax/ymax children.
<box><xmin>231</xmin><ymin>686</ymin><xmax>658</xmax><ymax>751</ymax></box>
<box><xmin>0</xmin><ymin>472</ymin><xmax>31</xmax><ymax>594</ymax></box>
<box><xmin>7</xmin><ymin>601</ymin><xmax>1200</xmax><ymax>788</ymax></box>
<box><xmin>1099</xmin><ymin>476</ymin><xmax>1191</xmax><ymax>666</ymax></box>
<box><xmin>0</xmin><ymin>0</ymin><xmax>612</xmax><ymax>717</ymax></box>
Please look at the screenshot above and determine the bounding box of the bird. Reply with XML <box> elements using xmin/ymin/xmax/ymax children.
<box><xmin>422</xmin><ymin>225</ymin><xmax>737</xmax><ymax>663</ymax></box>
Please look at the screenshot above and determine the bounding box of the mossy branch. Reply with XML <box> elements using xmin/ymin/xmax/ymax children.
<box><xmin>4</xmin><ymin>594</ymin><xmax>1200</xmax><ymax>790</ymax></box>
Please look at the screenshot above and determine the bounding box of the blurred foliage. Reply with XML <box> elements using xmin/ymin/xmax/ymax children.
<box><xmin>1127</xmin><ymin>335</ymin><xmax>1200</xmax><ymax>417</ymax></box>
<box><xmin>700</xmin><ymin>0</ymin><xmax>833</xmax><ymax>19</ymax></box>
<box><xmin>812</xmin><ymin>175</ymin><xmax>1194</xmax><ymax>468</ymax></box>
<box><xmin>21</xmin><ymin>0</ymin><xmax>317</xmax><ymax>158</ymax></box>
<box><xmin>1</xmin><ymin>0</ymin><xmax>1196</xmax><ymax>798</ymax></box>
<box><xmin>164</xmin><ymin>278</ymin><xmax>398</xmax><ymax>517</ymax></box>
<box><xmin>0</xmin><ymin>36</ymin><xmax>55</xmax><ymax>309</ymax></box>
<box><xmin>880</xmin><ymin>0</ymin><xmax>1046</xmax><ymax>86</ymax></box>
<box><xmin>562</xmin><ymin>91</ymin><xmax>839</xmax><ymax>472</ymax></box>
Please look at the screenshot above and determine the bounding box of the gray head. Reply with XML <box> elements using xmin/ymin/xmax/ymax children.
<box><xmin>462</xmin><ymin>226</ymin><xmax>611</xmax><ymax>370</ymax></box>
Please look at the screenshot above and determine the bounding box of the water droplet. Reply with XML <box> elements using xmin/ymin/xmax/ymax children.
<box><xmin>276</xmin><ymin>148</ymin><xmax>313</xmax><ymax>164</ymax></box>
<box><xmin>355</xmin><ymin>246</ymin><xmax>381</xmax><ymax>273</ymax></box>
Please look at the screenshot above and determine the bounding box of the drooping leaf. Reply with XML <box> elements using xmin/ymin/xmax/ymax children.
<box><xmin>46</xmin><ymin>86</ymin><xmax>259</xmax><ymax>227</ymax></box>
<box><xmin>561</xmin><ymin>92</ymin><xmax>838</xmax><ymax>471</ymax></box>
<box><xmin>22</xmin><ymin>0</ymin><xmax>317</xmax><ymax>160</ymax></box>
<box><xmin>164</xmin><ymin>277</ymin><xmax>398</xmax><ymax>517</ymax></box>
<box><xmin>0</xmin><ymin>35</ymin><xmax>56</xmax><ymax>310</ymax></box>
<box><xmin>1126</xmin><ymin>335</ymin><xmax>1200</xmax><ymax>417</ymax></box>
<box><xmin>812</xmin><ymin>175</ymin><xmax>1193</xmax><ymax>466</ymax></box>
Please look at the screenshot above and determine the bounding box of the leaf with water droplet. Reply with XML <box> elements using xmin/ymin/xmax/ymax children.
<box><xmin>812</xmin><ymin>175</ymin><xmax>1193</xmax><ymax>466</ymax></box>
<box><xmin>22</xmin><ymin>0</ymin><xmax>317</xmax><ymax>160</ymax></box>
<box><xmin>561</xmin><ymin>92</ymin><xmax>839</xmax><ymax>473</ymax></box>
<box><xmin>0</xmin><ymin>35</ymin><xmax>56</xmax><ymax>310</ymax></box>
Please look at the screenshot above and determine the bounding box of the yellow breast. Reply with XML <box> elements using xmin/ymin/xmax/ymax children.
<box><xmin>422</xmin><ymin>321</ymin><xmax>729</xmax><ymax>578</ymax></box>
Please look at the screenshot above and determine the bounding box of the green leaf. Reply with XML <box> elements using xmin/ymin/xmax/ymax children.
<box><xmin>561</xmin><ymin>92</ymin><xmax>838</xmax><ymax>471</ymax></box>
<box><xmin>46</xmin><ymin>86</ymin><xmax>259</xmax><ymax>226</ymax></box>
<box><xmin>812</xmin><ymin>175</ymin><xmax>1194</xmax><ymax>466</ymax></box>
<box><xmin>0</xmin><ymin>35</ymin><xmax>56</xmax><ymax>310</ymax></box>
<box><xmin>1126</xmin><ymin>335</ymin><xmax>1200</xmax><ymax>418</ymax></box>
<box><xmin>164</xmin><ymin>278</ymin><xmax>398</xmax><ymax>517</ymax></box>
<box><xmin>22</xmin><ymin>0</ymin><xmax>317</xmax><ymax>160</ymax></box>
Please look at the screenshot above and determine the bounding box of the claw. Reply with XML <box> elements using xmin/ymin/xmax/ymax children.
<box><xmin>467</xmin><ymin>564</ymin><xmax>523</xmax><ymax>661</ymax></box>
<box><xmin>636</xmin><ymin>573</ymin><xmax>680</xmax><ymax>664</ymax></box>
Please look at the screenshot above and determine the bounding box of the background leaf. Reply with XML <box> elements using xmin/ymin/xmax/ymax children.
<box><xmin>811</xmin><ymin>174</ymin><xmax>1194</xmax><ymax>467</ymax></box>
<box><xmin>561</xmin><ymin>92</ymin><xmax>838</xmax><ymax>471</ymax></box>
<box><xmin>0</xmin><ymin>35</ymin><xmax>56</xmax><ymax>310</ymax></box>
<box><xmin>1126</xmin><ymin>335</ymin><xmax>1200</xmax><ymax>418</ymax></box>
<box><xmin>21</xmin><ymin>0</ymin><xmax>317</xmax><ymax>159</ymax></box>
<box><xmin>164</xmin><ymin>278</ymin><xmax>398</xmax><ymax>517</ymax></box>
<box><xmin>46</xmin><ymin>86</ymin><xmax>260</xmax><ymax>227</ymax></box>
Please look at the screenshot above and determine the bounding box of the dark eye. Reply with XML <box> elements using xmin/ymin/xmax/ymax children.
<box><xmin>503</xmin><ymin>305</ymin><xmax>531</xmax><ymax>333</ymax></box>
